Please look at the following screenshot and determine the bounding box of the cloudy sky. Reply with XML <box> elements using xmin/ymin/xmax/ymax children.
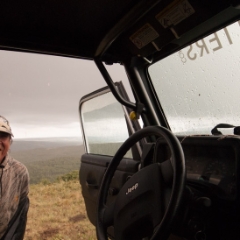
<box><xmin>0</xmin><ymin>50</ymin><xmax>130</xmax><ymax>139</ymax></box>
<box><xmin>4</xmin><ymin>22</ymin><xmax>240</xmax><ymax>140</ymax></box>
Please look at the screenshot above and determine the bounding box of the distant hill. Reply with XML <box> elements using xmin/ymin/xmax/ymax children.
<box><xmin>11</xmin><ymin>137</ymin><xmax>82</xmax><ymax>151</ymax></box>
<box><xmin>10</xmin><ymin>137</ymin><xmax>85</xmax><ymax>184</ymax></box>
<box><xmin>83</xmin><ymin>102</ymin><xmax>124</xmax><ymax>120</ymax></box>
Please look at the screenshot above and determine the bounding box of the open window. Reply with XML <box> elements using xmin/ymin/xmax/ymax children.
<box><xmin>80</xmin><ymin>82</ymin><xmax>142</xmax><ymax>157</ymax></box>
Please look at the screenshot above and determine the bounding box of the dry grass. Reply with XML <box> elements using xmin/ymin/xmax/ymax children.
<box><xmin>25</xmin><ymin>180</ymin><xmax>96</xmax><ymax>240</ymax></box>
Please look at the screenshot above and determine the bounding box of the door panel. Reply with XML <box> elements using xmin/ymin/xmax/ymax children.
<box><xmin>80</xmin><ymin>153</ymin><xmax>139</xmax><ymax>225</ymax></box>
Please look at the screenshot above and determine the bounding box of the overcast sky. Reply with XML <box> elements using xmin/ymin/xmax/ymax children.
<box><xmin>0</xmin><ymin>50</ymin><xmax>130</xmax><ymax>139</ymax></box>
<box><xmin>3</xmin><ymin>22</ymin><xmax>240</xmax><ymax>140</ymax></box>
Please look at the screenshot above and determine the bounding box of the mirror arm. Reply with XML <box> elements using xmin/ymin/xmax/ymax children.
<box><xmin>94</xmin><ymin>58</ymin><xmax>146</xmax><ymax>113</ymax></box>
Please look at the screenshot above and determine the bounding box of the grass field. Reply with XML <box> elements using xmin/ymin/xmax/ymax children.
<box><xmin>10</xmin><ymin>140</ymin><xmax>120</xmax><ymax>239</ymax></box>
<box><xmin>25</xmin><ymin>178</ymin><xmax>96</xmax><ymax>240</ymax></box>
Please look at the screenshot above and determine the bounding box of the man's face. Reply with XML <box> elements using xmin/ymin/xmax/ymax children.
<box><xmin>0</xmin><ymin>132</ymin><xmax>11</xmax><ymax>162</ymax></box>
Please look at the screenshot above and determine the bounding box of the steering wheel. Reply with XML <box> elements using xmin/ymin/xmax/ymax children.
<box><xmin>97</xmin><ymin>126</ymin><xmax>185</xmax><ymax>240</ymax></box>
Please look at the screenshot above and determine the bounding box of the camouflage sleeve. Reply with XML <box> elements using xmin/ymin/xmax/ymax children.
<box><xmin>9</xmin><ymin>158</ymin><xmax>29</xmax><ymax>203</ymax></box>
<box><xmin>19</xmin><ymin>164</ymin><xmax>29</xmax><ymax>202</ymax></box>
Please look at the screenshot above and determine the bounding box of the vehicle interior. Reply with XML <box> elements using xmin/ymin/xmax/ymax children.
<box><xmin>2</xmin><ymin>0</ymin><xmax>240</xmax><ymax>239</ymax></box>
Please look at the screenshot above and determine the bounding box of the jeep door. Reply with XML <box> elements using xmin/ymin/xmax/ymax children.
<box><xmin>79</xmin><ymin>81</ymin><xmax>142</xmax><ymax>231</ymax></box>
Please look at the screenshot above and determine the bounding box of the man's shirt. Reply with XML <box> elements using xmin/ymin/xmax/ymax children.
<box><xmin>0</xmin><ymin>154</ymin><xmax>29</xmax><ymax>239</ymax></box>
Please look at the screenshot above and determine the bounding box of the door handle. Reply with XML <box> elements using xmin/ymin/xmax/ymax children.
<box><xmin>86</xmin><ymin>181</ymin><xmax>99</xmax><ymax>189</ymax></box>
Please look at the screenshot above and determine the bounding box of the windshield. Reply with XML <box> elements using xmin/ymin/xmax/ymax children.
<box><xmin>149</xmin><ymin>20</ymin><xmax>240</xmax><ymax>135</ymax></box>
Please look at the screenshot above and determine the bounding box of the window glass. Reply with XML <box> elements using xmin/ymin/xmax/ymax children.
<box><xmin>149</xmin><ymin>21</ymin><xmax>240</xmax><ymax>135</ymax></box>
<box><xmin>81</xmin><ymin>91</ymin><xmax>132</xmax><ymax>157</ymax></box>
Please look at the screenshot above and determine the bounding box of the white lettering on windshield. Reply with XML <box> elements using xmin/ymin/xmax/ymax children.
<box><xmin>178</xmin><ymin>20</ymin><xmax>240</xmax><ymax>64</ymax></box>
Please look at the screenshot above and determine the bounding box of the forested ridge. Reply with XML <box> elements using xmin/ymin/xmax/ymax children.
<box><xmin>10</xmin><ymin>139</ymin><xmax>85</xmax><ymax>184</ymax></box>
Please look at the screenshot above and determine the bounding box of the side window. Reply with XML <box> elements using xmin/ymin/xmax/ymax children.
<box><xmin>80</xmin><ymin>88</ymin><xmax>133</xmax><ymax>158</ymax></box>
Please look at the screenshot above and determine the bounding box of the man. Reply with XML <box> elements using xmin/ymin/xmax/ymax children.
<box><xmin>0</xmin><ymin>116</ymin><xmax>29</xmax><ymax>240</ymax></box>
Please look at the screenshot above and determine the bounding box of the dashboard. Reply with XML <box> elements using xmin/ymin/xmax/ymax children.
<box><xmin>184</xmin><ymin>144</ymin><xmax>236</xmax><ymax>199</ymax></box>
<box><xmin>159</xmin><ymin>135</ymin><xmax>240</xmax><ymax>200</ymax></box>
